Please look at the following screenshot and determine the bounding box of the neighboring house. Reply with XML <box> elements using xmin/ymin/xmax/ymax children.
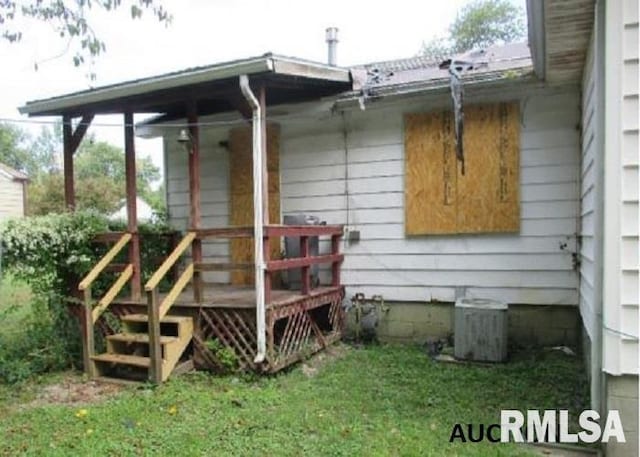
<box><xmin>17</xmin><ymin>0</ymin><xmax>638</xmax><ymax>452</ymax></box>
<box><xmin>109</xmin><ymin>196</ymin><xmax>156</xmax><ymax>222</ymax></box>
<box><xmin>0</xmin><ymin>162</ymin><xmax>28</xmax><ymax>221</ymax></box>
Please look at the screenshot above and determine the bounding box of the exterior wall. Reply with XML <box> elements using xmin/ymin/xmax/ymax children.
<box><xmin>602</xmin><ymin>0</ymin><xmax>639</xmax><ymax>376</ymax></box>
<box><xmin>280</xmin><ymin>85</ymin><xmax>581</xmax><ymax>306</ymax></box>
<box><xmin>0</xmin><ymin>176</ymin><xmax>25</xmax><ymax>221</ymax></box>
<box><xmin>164</xmin><ymin>128</ymin><xmax>232</xmax><ymax>283</ymax></box>
<box><xmin>580</xmin><ymin>17</ymin><xmax>601</xmax><ymax>346</ymax></box>
<box><xmin>601</xmin><ymin>1</ymin><xmax>639</xmax><ymax>455</ymax></box>
<box><xmin>164</xmin><ymin>85</ymin><xmax>581</xmax><ymax>307</ymax></box>
<box><xmin>605</xmin><ymin>374</ymin><xmax>639</xmax><ymax>457</ymax></box>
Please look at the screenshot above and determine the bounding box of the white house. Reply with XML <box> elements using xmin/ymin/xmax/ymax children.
<box><xmin>17</xmin><ymin>0</ymin><xmax>638</xmax><ymax>452</ymax></box>
<box><xmin>109</xmin><ymin>196</ymin><xmax>156</xmax><ymax>222</ymax></box>
<box><xmin>0</xmin><ymin>162</ymin><xmax>28</xmax><ymax>221</ymax></box>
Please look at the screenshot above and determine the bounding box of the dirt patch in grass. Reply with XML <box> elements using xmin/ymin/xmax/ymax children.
<box><xmin>300</xmin><ymin>342</ymin><xmax>350</xmax><ymax>378</ymax></box>
<box><xmin>23</xmin><ymin>376</ymin><xmax>124</xmax><ymax>409</ymax></box>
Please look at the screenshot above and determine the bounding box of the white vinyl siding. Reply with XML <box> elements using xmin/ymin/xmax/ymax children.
<box><xmin>279</xmin><ymin>86</ymin><xmax>580</xmax><ymax>305</ymax></box>
<box><xmin>602</xmin><ymin>0</ymin><xmax>639</xmax><ymax>375</ymax></box>
<box><xmin>580</xmin><ymin>27</ymin><xmax>600</xmax><ymax>341</ymax></box>
<box><xmin>164</xmin><ymin>85</ymin><xmax>581</xmax><ymax>306</ymax></box>
<box><xmin>0</xmin><ymin>176</ymin><xmax>24</xmax><ymax>220</ymax></box>
<box><xmin>165</xmin><ymin>129</ymin><xmax>231</xmax><ymax>284</ymax></box>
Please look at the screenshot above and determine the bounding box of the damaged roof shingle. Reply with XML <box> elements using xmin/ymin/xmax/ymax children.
<box><xmin>355</xmin><ymin>41</ymin><xmax>533</xmax><ymax>89</ymax></box>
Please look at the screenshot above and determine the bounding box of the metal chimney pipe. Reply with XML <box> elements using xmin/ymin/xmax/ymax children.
<box><xmin>326</xmin><ymin>27</ymin><xmax>338</xmax><ymax>66</ymax></box>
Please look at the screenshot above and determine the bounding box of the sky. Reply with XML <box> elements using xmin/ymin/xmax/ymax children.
<box><xmin>0</xmin><ymin>0</ymin><xmax>526</xmax><ymax>178</ymax></box>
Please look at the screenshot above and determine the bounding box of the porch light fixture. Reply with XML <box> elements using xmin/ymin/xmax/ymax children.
<box><xmin>177</xmin><ymin>129</ymin><xmax>194</xmax><ymax>153</ymax></box>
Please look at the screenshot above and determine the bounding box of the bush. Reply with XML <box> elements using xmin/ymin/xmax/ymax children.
<box><xmin>0</xmin><ymin>211</ymin><xmax>176</xmax><ymax>383</ymax></box>
<box><xmin>0</xmin><ymin>295</ymin><xmax>69</xmax><ymax>384</ymax></box>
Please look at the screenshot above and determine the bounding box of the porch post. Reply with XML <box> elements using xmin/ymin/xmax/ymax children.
<box><xmin>259</xmin><ymin>86</ymin><xmax>271</xmax><ymax>303</ymax></box>
<box><xmin>62</xmin><ymin>115</ymin><xmax>75</xmax><ymax>210</ymax></box>
<box><xmin>187</xmin><ymin>102</ymin><xmax>203</xmax><ymax>302</ymax></box>
<box><xmin>124</xmin><ymin>111</ymin><xmax>142</xmax><ymax>301</ymax></box>
<box><xmin>62</xmin><ymin>114</ymin><xmax>94</xmax><ymax>211</ymax></box>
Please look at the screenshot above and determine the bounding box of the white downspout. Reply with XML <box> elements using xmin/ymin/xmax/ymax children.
<box><xmin>239</xmin><ymin>74</ymin><xmax>267</xmax><ymax>364</ymax></box>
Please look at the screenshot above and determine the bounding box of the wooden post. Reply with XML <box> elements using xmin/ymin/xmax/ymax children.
<box><xmin>263</xmin><ymin>233</ymin><xmax>271</xmax><ymax>304</ymax></box>
<box><xmin>62</xmin><ymin>115</ymin><xmax>75</xmax><ymax>210</ymax></box>
<box><xmin>331</xmin><ymin>234</ymin><xmax>341</xmax><ymax>287</ymax></box>
<box><xmin>187</xmin><ymin>103</ymin><xmax>203</xmax><ymax>303</ymax></box>
<box><xmin>258</xmin><ymin>86</ymin><xmax>269</xmax><ymax>225</ymax></box>
<box><xmin>259</xmin><ymin>86</ymin><xmax>271</xmax><ymax>304</ymax></box>
<box><xmin>83</xmin><ymin>287</ymin><xmax>96</xmax><ymax>378</ymax></box>
<box><xmin>300</xmin><ymin>236</ymin><xmax>310</xmax><ymax>294</ymax></box>
<box><xmin>62</xmin><ymin>114</ymin><xmax>94</xmax><ymax>211</ymax></box>
<box><xmin>147</xmin><ymin>288</ymin><xmax>163</xmax><ymax>383</ymax></box>
<box><xmin>124</xmin><ymin>111</ymin><xmax>141</xmax><ymax>301</ymax></box>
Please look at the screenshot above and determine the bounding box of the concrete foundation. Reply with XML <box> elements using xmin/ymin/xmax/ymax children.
<box><xmin>345</xmin><ymin>301</ymin><xmax>580</xmax><ymax>348</ymax></box>
<box><xmin>604</xmin><ymin>375</ymin><xmax>638</xmax><ymax>457</ymax></box>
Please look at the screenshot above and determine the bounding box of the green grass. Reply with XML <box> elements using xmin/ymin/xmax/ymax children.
<box><xmin>0</xmin><ymin>274</ymin><xmax>33</xmax><ymax>337</ymax></box>
<box><xmin>0</xmin><ymin>345</ymin><xmax>588</xmax><ymax>456</ymax></box>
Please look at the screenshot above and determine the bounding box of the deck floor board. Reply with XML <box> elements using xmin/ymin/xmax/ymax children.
<box><xmin>114</xmin><ymin>285</ymin><xmax>341</xmax><ymax>309</ymax></box>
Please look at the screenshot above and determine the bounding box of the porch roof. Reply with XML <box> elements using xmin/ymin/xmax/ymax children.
<box><xmin>18</xmin><ymin>54</ymin><xmax>353</xmax><ymax>118</ymax></box>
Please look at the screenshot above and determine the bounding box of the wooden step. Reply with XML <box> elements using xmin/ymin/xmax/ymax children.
<box><xmin>91</xmin><ymin>353</ymin><xmax>152</xmax><ymax>368</ymax></box>
<box><xmin>121</xmin><ymin>313</ymin><xmax>191</xmax><ymax>324</ymax></box>
<box><xmin>106</xmin><ymin>333</ymin><xmax>178</xmax><ymax>344</ymax></box>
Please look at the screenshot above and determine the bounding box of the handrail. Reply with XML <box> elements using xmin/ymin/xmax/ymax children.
<box><xmin>146</xmin><ymin>232</ymin><xmax>197</xmax><ymax>383</ymax></box>
<box><xmin>145</xmin><ymin>231</ymin><xmax>196</xmax><ymax>291</ymax></box>
<box><xmin>264</xmin><ymin>224</ymin><xmax>344</xmax><ymax>237</ymax></box>
<box><xmin>79</xmin><ymin>233</ymin><xmax>132</xmax><ymax>291</ymax></box>
<box><xmin>91</xmin><ymin>264</ymin><xmax>133</xmax><ymax>323</ymax></box>
<box><xmin>158</xmin><ymin>263</ymin><xmax>194</xmax><ymax>320</ymax></box>
<box><xmin>77</xmin><ymin>231</ymin><xmax>132</xmax><ymax>380</ymax></box>
<box><xmin>266</xmin><ymin>253</ymin><xmax>344</xmax><ymax>272</ymax></box>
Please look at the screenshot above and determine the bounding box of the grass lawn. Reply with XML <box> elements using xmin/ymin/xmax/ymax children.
<box><xmin>0</xmin><ymin>274</ymin><xmax>33</xmax><ymax>337</ymax></box>
<box><xmin>0</xmin><ymin>274</ymin><xmax>33</xmax><ymax>344</ymax></box>
<box><xmin>0</xmin><ymin>344</ymin><xmax>588</xmax><ymax>456</ymax></box>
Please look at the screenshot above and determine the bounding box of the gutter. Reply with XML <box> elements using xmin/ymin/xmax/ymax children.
<box><xmin>333</xmin><ymin>67</ymin><xmax>537</xmax><ymax>110</ymax></box>
<box><xmin>239</xmin><ymin>74</ymin><xmax>267</xmax><ymax>364</ymax></box>
<box><xmin>526</xmin><ymin>0</ymin><xmax>546</xmax><ymax>80</ymax></box>
<box><xmin>591</xmin><ymin>0</ymin><xmax>605</xmax><ymax>414</ymax></box>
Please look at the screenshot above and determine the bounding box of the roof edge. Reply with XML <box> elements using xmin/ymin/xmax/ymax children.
<box><xmin>19</xmin><ymin>57</ymin><xmax>273</xmax><ymax>116</ymax></box>
<box><xmin>0</xmin><ymin>163</ymin><xmax>29</xmax><ymax>181</ymax></box>
<box><xmin>334</xmin><ymin>66</ymin><xmax>537</xmax><ymax>108</ymax></box>
<box><xmin>526</xmin><ymin>0</ymin><xmax>546</xmax><ymax>80</ymax></box>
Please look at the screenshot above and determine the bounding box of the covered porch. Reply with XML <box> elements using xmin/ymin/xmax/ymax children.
<box><xmin>19</xmin><ymin>55</ymin><xmax>353</xmax><ymax>383</ymax></box>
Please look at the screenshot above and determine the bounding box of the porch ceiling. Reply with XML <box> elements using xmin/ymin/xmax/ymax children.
<box><xmin>528</xmin><ymin>0</ymin><xmax>596</xmax><ymax>83</ymax></box>
<box><xmin>18</xmin><ymin>54</ymin><xmax>352</xmax><ymax>117</ymax></box>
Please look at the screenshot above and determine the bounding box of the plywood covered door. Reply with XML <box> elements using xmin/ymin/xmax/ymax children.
<box><xmin>229</xmin><ymin>124</ymin><xmax>281</xmax><ymax>285</ymax></box>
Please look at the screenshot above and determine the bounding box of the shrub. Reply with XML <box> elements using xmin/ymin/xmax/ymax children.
<box><xmin>0</xmin><ymin>211</ymin><xmax>177</xmax><ymax>383</ymax></box>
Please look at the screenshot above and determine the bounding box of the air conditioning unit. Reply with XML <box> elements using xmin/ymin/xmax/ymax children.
<box><xmin>454</xmin><ymin>298</ymin><xmax>508</xmax><ymax>362</ymax></box>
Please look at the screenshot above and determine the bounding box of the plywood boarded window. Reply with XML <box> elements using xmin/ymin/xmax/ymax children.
<box><xmin>405</xmin><ymin>102</ymin><xmax>520</xmax><ymax>235</ymax></box>
<box><xmin>229</xmin><ymin>124</ymin><xmax>281</xmax><ymax>285</ymax></box>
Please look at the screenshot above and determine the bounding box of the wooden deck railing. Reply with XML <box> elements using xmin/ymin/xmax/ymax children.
<box><xmin>143</xmin><ymin>224</ymin><xmax>344</xmax><ymax>380</ymax></box>
<box><xmin>264</xmin><ymin>225</ymin><xmax>344</xmax><ymax>298</ymax></box>
<box><xmin>78</xmin><ymin>232</ymin><xmax>132</xmax><ymax>377</ymax></box>
<box><xmin>191</xmin><ymin>224</ymin><xmax>344</xmax><ymax>302</ymax></box>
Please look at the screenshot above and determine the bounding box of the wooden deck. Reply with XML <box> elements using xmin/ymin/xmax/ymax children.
<box><xmin>78</xmin><ymin>224</ymin><xmax>345</xmax><ymax>382</ymax></box>
<box><xmin>114</xmin><ymin>284</ymin><xmax>342</xmax><ymax>309</ymax></box>
<box><xmin>104</xmin><ymin>282</ymin><xmax>345</xmax><ymax>374</ymax></box>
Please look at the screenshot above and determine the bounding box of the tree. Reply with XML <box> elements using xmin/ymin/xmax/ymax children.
<box><xmin>0</xmin><ymin>122</ymin><xmax>33</xmax><ymax>174</ymax></box>
<box><xmin>0</xmin><ymin>1</ymin><xmax>171</xmax><ymax>69</ymax></box>
<box><xmin>420</xmin><ymin>0</ymin><xmax>526</xmax><ymax>60</ymax></box>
